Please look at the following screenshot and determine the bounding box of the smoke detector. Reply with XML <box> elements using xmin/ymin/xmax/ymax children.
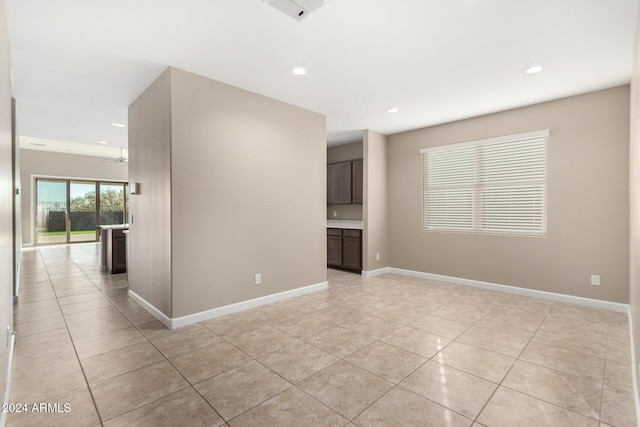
<box><xmin>262</xmin><ymin>0</ymin><xmax>329</xmax><ymax>21</ymax></box>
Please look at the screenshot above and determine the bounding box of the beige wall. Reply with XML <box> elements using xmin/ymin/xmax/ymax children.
<box><xmin>170</xmin><ymin>68</ymin><xmax>326</xmax><ymax>317</ymax></box>
<box><xmin>629</xmin><ymin>5</ymin><xmax>640</xmax><ymax>398</ymax></box>
<box><xmin>19</xmin><ymin>149</ymin><xmax>128</xmax><ymax>246</ymax></box>
<box><xmin>128</xmin><ymin>68</ymin><xmax>173</xmax><ymax>317</ymax></box>
<box><xmin>363</xmin><ymin>130</ymin><xmax>389</xmax><ymax>271</ymax></box>
<box><xmin>0</xmin><ymin>0</ymin><xmax>12</xmax><ymax>412</ymax></box>
<box><xmin>388</xmin><ymin>86</ymin><xmax>630</xmax><ymax>303</ymax></box>
<box><xmin>129</xmin><ymin>67</ymin><xmax>327</xmax><ymax>319</ymax></box>
<box><xmin>327</xmin><ymin>141</ymin><xmax>363</xmax><ymax>220</ymax></box>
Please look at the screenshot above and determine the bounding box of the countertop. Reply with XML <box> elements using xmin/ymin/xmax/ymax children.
<box><xmin>327</xmin><ymin>220</ymin><xmax>363</xmax><ymax>230</ymax></box>
<box><xmin>99</xmin><ymin>224</ymin><xmax>129</xmax><ymax>230</ymax></box>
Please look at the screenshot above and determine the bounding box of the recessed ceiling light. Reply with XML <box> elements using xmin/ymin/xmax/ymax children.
<box><xmin>112</xmin><ymin>123</ymin><xmax>126</xmax><ymax>128</ymax></box>
<box><xmin>525</xmin><ymin>65</ymin><xmax>544</xmax><ymax>74</ymax></box>
<box><xmin>96</xmin><ymin>140</ymin><xmax>108</xmax><ymax>144</ymax></box>
<box><xmin>387</xmin><ymin>107</ymin><xmax>399</xmax><ymax>113</ymax></box>
<box><xmin>292</xmin><ymin>67</ymin><xmax>307</xmax><ymax>76</ymax></box>
<box><xmin>29</xmin><ymin>142</ymin><xmax>46</xmax><ymax>147</ymax></box>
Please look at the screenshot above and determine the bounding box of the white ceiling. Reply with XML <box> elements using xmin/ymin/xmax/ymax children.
<box><xmin>6</xmin><ymin>0</ymin><xmax>639</xmax><ymax>149</ymax></box>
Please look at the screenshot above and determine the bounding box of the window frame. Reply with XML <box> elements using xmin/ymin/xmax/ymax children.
<box><xmin>420</xmin><ymin>129</ymin><xmax>549</xmax><ymax>237</ymax></box>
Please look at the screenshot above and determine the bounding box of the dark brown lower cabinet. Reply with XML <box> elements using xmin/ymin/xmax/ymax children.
<box><xmin>327</xmin><ymin>228</ymin><xmax>362</xmax><ymax>272</ymax></box>
<box><xmin>107</xmin><ymin>228</ymin><xmax>127</xmax><ymax>274</ymax></box>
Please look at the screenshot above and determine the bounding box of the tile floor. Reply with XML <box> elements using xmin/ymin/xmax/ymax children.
<box><xmin>6</xmin><ymin>243</ymin><xmax>638</xmax><ymax>426</ymax></box>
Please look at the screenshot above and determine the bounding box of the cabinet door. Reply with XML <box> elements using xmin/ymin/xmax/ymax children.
<box><xmin>352</xmin><ymin>159</ymin><xmax>363</xmax><ymax>204</ymax></box>
<box><xmin>327</xmin><ymin>161</ymin><xmax>354</xmax><ymax>204</ymax></box>
<box><xmin>112</xmin><ymin>236</ymin><xmax>127</xmax><ymax>273</ymax></box>
<box><xmin>335</xmin><ymin>162</ymin><xmax>352</xmax><ymax>203</ymax></box>
<box><xmin>342</xmin><ymin>235</ymin><xmax>362</xmax><ymax>270</ymax></box>
<box><xmin>327</xmin><ymin>235</ymin><xmax>343</xmax><ymax>267</ymax></box>
<box><xmin>327</xmin><ymin>163</ymin><xmax>338</xmax><ymax>204</ymax></box>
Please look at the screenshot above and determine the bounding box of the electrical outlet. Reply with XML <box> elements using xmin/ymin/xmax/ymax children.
<box><xmin>376</xmin><ymin>253</ymin><xmax>380</xmax><ymax>261</ymax></box>
<box><xmin>254</xmin><ymin>273</ymin><xmax>261</xmax><ymax>285</ymax></box>
<box><xmin>333</xmin><ymin>211</ymin><xmax>337</xmax><ymax>217</ymax></box>
<box><xmin>591</xmin><ymin>274</ymin><xmax>600</xmax><ymax>286</ymax></box>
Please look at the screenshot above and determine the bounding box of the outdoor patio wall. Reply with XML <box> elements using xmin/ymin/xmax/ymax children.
<box><xmin>19</xmin><ymin>150</ymin><xmax>128</xmax><ymax>246</ymax></box>
<box><xmin>387</xmin><ymin>86</ymin><xmax>630</xmax><ymax>303</ymax></box>
<box><xmin>169</xmin><ymin>67</ymin><xmax>327</xmax><ymax>317</ymax></box>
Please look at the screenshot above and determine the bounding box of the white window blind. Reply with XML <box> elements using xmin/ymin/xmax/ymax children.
<box><xmin>421</xmin><ymin>129</ymin><xmax>548</xmax><ymax>236</ymax></box>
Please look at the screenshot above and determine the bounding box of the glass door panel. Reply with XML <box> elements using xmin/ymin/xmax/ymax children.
<box><xmin>69</xmin><ymin>181</ymin><xmax>97</xmax><ymax>242</ymax></box>
<box><xmin>99</xmin><ymin>183</ymin><xmax>126</xmax><ymax>226</ymax></box>
<box><xmin>35</xmin><ymin>179</ymin><xmax>68</xmax><ymax>245</ymax></box>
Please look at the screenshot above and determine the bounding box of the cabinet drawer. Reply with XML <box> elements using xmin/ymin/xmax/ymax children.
<box><xmin>327</xmin><ymin>228</ymin><xmax>342</xmax><ymax>236</ymax></box>
<box><xmin>111</xmin><ymin>229</ymin><xmax>125</xmax><ymax>238</ymax></box>
<box><xmin>343</xmin><ymin>229</ymin><xmax>361</xmax><ymax>237</ymax></box>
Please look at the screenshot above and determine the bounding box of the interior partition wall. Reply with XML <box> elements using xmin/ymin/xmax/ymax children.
<box><xmin>35</xmin><ymin>178</ymin><xmax>128</xmax><ymax>245</ymax></box>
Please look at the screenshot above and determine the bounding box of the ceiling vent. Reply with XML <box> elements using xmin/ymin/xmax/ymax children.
<box><xmin>262</xmin><ymin>0</ymin><xmax>328</xmax><ymax>21</ymax></box>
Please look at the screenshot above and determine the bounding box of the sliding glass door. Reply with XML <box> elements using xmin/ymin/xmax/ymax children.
<box><xmin>35</xmin><ymin>178</ymin><xmax>128</xmax><ymax>245</ymax></box>
<box><xmin>69</xmin><ymin>181</ymin><xmax>98</xmax><ymax>242</ymax></box>
<box><xmin>35</xmin><ymin>179</ymin><xmax>68</xmax><ymax>245</ymax></box>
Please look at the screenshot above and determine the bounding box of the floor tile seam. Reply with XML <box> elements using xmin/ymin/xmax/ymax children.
<box><xmin>13</xmin><ymin>309</ymin><xmax>63</xmax><ymax>326</ymax></box>
<box><xmin>517</xmin><ymin>347</ymin><xmax>606</xmax><ymax>374</ymax></box>
<box><xmin>376</xmin><ymin>330</ymin><xmax>454</xmax><ymax>363</ymax></box>
<box><xmin>83</xmin><ymin>357</ymin><xmax>178</xmax><ymax>392</ymax></box>
<box><xmin>48</xmin><ymin>248</ymin><xmax>134</xmax><ymax>425</ymax></box>
<box><xmin>297</xmin><ymin>373</ymin><xmax>391</xmax><ymax>424</ymax></box>
<box><xmin>387</xmin><ymin>383</ymin><xmax>477</xmax><ymax>424</ymax></box>
<box><xmin>409</xmin><ymin>314</ymin><xmax>479</xmax><ymax>341</ymax></box>
<box><xmin>421</xmin><ymin>355</ymin><xmax>504</xmax><ymax>388</ymax></box>
<box><xmin>74</xmin><ymin>337</ymin><xmax>157</xmax><ymax>364</ymax></box>
<box><xmin>211</xmin><ymin>383</ymin><xmax>297</xmax><ymax>425</ymax></box>
<box><xmin>600</xmin><ymin>326</ymin><xmax>626</xmax><ymax>422</ymax></box>
<box><xmin>13</xmin><ymin>250</ymin><xmax>71</xmax><ymax>360</ymax></box>
<box><xmin>10</xmin><ymin>382</ymin><xmax>89</xmax><ymax>407</ymax></box>
<box><xmin>496</xmin><ymin>383</ymin><xmax>602</xmax><ymax>423</ymax></box>
<box><xmin>101</xmin><ymin>385</ymin><xmax>224</xmax><ymax>427</ymax></box>
<box><xmin>9</xmin><ymin>357</ymin><xmax>82</xmax><ymax>383</ymax></box>
<box><xmin>415</xmin><ymin>310</ymin><xmax>483</xmax><ymax>328</ymax></box>
<box><xmin>195</xmin><ymin>324</ymin><xmax>303</xmax><ymax>360</ymax></box>
<box><xmin>606</xmin><ymin>332</ymin><xmax>632</xmax><ymax>348</ymax></box>
<box><xmin>225</xmin><ymin>382</ymin><xmax>351</xmax><ymax>426</ymax></box>
<box><xmin>12</xmin><ymin>325</ymin><xmax>68</xmax><ymax>341</ymax></box>
<box><xmin>297</xmin><ymin>329</ymin><xmax>370</xmax><ymax>359</ymax></box>
<box><xmin>470</xmin><ymin>299</ymin><xmax>557</xmax><ymax>425</ymax></box>
<box><xmin>112</xmin><ymin>301</ymin><xmax>243</xmax><ymax>423</ymax></box>
<box><xmin>96</xmin><ymin>384</ymin><xmax>193</xmax><ymax>425</ymax></box>
<box><xmin>45</xmin><ymin>279</ymin><xmax>104</xmax><ymax>426</ymax></box>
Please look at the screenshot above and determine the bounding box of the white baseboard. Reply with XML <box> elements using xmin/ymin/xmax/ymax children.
<box><xmin>128</xmin><ymin>290</ymin><xmax>173</xmax><ymax>329</ymax></box>
<box><xmin>128</xmin><ymin>281</ymin><xmax>329</xmax><ymax>330</ymax></box>
<box><xmin>385</xmin><ymin>267</ymin><xmax>629</xmax><ymax>313</ymax></box>
<box><xmin>361</xmin><ymin>267</ymin><xmax>392</xmax><ymax>278</ymax></box>
<box><xmin>629</xmin><ymin>312</ymin><xmax>640</xmax><ymax>427</ymax></box>
<box><xmin>1</xmin><ymin>331</ymin><xmax>16</xmax><ymax>427</ymax></box>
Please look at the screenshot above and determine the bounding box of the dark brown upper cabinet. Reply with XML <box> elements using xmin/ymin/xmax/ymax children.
<box><xmin>352</xmin><ymin>159</ymin><xmax>363</xmax><ymax>204</ymax></box>
<box><xmin>327</xmin><ymin>159</ymin><xmax>363</xmax><ymax>205</ymax></box>
<box><xmin>327</xmin><ymin>161</ymin><xmax>352</xmax><ymax>204</ymax></box>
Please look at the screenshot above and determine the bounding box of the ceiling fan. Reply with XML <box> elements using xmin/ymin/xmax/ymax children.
<box><xmin>101</xmin><ymin>148</ymin><xmax>128</xmax><ymax>164</ymax></box>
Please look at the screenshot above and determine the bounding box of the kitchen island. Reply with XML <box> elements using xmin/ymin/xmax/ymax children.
<box><xmin>99</xmin><ymin>224</ymin><xmax>129</xmax><ymax>273</ymax></box>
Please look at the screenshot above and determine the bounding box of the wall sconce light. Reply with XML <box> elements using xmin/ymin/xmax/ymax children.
<box><xmin>130</xmin><ymin>183</ymin><xmax>140</xmax><ymax>195</ymax></box>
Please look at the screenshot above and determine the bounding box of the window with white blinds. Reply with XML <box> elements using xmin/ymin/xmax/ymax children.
<box><xmin>421</xmin><ymin>129</ymin><xmax>548</xmax><ymax>236</ymax></box>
